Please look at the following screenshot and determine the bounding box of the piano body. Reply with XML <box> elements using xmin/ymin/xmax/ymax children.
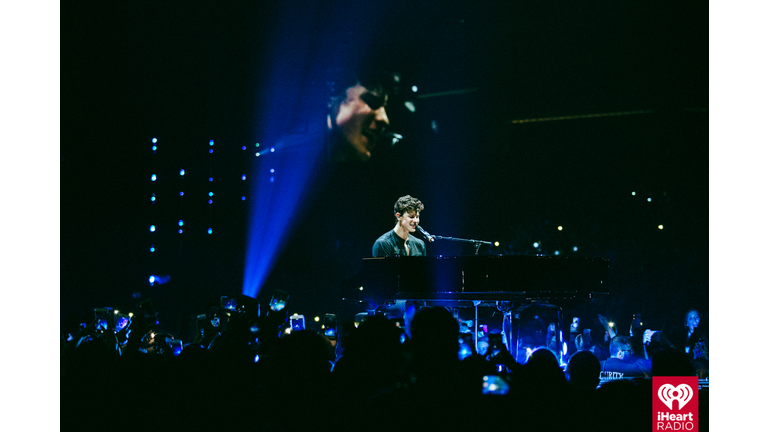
<box><xmin>341</xmin><ymin>255</ymin><xmax>610</xmax><ymax>363</ymax></box>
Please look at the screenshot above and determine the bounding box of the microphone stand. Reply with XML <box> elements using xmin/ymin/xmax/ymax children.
<box><xmin>430</xmin><ymin>235</ymin><xmax>493</xmax><ymax>256</ymax></box>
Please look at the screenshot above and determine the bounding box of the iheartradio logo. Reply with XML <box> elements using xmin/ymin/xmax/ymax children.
<box><xmin>653</xmin><ymin>377</ymin><xmax>699</xmax><ymax>432</ymax></box>
<box><xmin>658</xmin><ymin>383</ymin><xmax>694</xmax><ymax>410</ymax></box>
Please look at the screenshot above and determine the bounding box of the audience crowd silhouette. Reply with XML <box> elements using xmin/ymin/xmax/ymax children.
<box><xmin>61</xmin><ymin>295</ymin><xmax>709</xmax><ymax>432</ymax></box>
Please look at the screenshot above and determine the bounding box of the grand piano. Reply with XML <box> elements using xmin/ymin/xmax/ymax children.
<box><xmin>341</xmin><ymin>255</ymin><xmax>610</xmax><ymax>362</ymax></box>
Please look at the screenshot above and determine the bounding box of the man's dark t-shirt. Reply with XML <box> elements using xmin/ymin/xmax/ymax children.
<box><xmin>599</xmin><ymin>358</ymin><xmax>650</xmax><ymax>381</ymax></box>
<box><xmin>372</xmin><ymin>230</ymin><xmax>426</xmax><ymax>257</ymax></box>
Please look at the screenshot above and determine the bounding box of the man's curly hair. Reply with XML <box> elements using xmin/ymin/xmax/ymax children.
<box><xmin>394</xmin><ymin>195</ymin><xmax>424</xmax><ymax>216</ymax></box>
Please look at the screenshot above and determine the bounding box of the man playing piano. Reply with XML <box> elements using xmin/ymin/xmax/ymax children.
<box><xmin>372</xmin><ymin>195</ymin><xmax>427</xmax><ymax>257</ymax></box>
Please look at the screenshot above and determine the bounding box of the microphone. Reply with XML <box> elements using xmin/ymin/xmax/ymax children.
<box><xmin>417</xmin><ymin>225</ymin><xmax>435</xmax><ymax>243</ymax></box>
<box><xmin>383</xmin><ymin>132</ymin><xmax>403</xmax><ymax>147</ymax></box>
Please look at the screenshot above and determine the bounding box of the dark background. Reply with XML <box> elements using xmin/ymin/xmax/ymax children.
<box><xmin>61</xmin><ymin>1</ymin><xmax>708</xmax><ymax>340</ymax></box>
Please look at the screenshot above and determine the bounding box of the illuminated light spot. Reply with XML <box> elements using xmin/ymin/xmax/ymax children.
<box><xmin>241</xmin><ymin>196</ymin><xmax>246</xmax><ymax>200</ymax></box>
<box><xmin>533</xmin><ymin>242</ymin><xmax>539</xmax><ymax>248</ymax></box>
<box><xmin>208</xmin><ymin>192</ymin><xmax>213</xmax><ymax>196</ymax></box>
<box><xmin>254</xmin><ymin>354</ymin><xmax>260</xmax><ymax>363</ymax></box>
<box><xmin>179</xmin><ymin>191</ymin><xmax>184</xmax><ymax>196</ymax></box>
<box><xmin>573</xmin><ymin>246</ymin><xmax>578</xmax><ymax>252</ymax></box>
<box><xmin>658</xmin><ymin>225</ymin><xmax>664</xmax><ymax>230</ymax></box>
<box><xmin>242</xmin><ymin>145</ymin><xmax>246</xmax><ymax>150</ymax></box>
<box><xmin>270</xmin><ymin>168</ymin><xmax>275</xmax><ymax>173</ymax></box>
<box><xmin>150</xmin><ymin>225</ymin><xmax>156</xmax><ymax>232</ymax></box>
<box><xmin>152</xmin><ymin>145</ymin><xmax>157</xmax><ymax>151</ymax></box>
<box><xmin>208</xmin><ymin>228</ymin><xmax>213</xmax><ymax>234</ymax></box>
<box><xmin>152</xmin><ymin>138</ymin><xmax>158</xmax><ymax>143</ymax></box>
<box><xmin>647</xmin><ymin>198</ymin><xmax>652</xmax><ymax>202</ymax></box>
<box><xmin>150</xmin><ymin>246</ymin><xmax>155</xmax><ymax>252</ymax></box>
<box><xmin>178</xmin><ymin>229</ymin><xmax>183</xmax><ymax>234</ymax></box>
<box><xmin>151</xmin><ymin>174</ymin><xmax>157</xmax><ymax>181</ymax></box>
<box><xmin>149</xmin><ymin>276</ymin><xmax>156</xmax><ymax>283</ymax></box>
<box><xmin>631</xmin><ymin>191</ymin><xmax>636</xmax><ymax>196</ymax></box>
<box><xmin>270</xmin><ymin>147</ymin><xmax>275</xmax><ymax>152</ymax></box>
<box><xmin>151</xmin><ymin>195</ymin><xmax>156</xmax><ymax>202</ymax></box>
<box><xmin>557</xmin><ymin>226</ymin><xmax>563</xmax><ymax>231</ymax></box>
<box><xmin>178</xmin><ymin>220</ymin><xmax>183</xmax><ymax>227</ymax></box>
<box><xmin>209</xmin><ymin>149</ymin><xmax>213</xmax><ymax>154</ymax></box>
<box><xmin>208</xmin><ymin>177</ymin><xmax>213</xmax><ymax>182</ymax></box>
<box><xmin>554</xmin><ymin>250</ymin><xmax>560</xmax><ymax>256</ymax></box>
<box><xmin>359</xmin><ymin>286</ymin><xmax>364</xmax><ymax>291</ymax></box>
<box><xmin>208</xmin><ymin>200</ymin><xmax>213</xmax><ymax>204</ymax></box>
<box><xmin>269</xmin><ymin>176</ymin><xmax>274</xmax><ymax>182</ymax></box>
<box><xmin>608</xmin><ymin>322</ymin><xmax>615</xmax><ymax>328</ymax></box>
<box><xmin>255</xmin><ymin>152</ymin><xmax>260</xmax><ymax>157</ymax></box>
<box><xmin>255</xmin><ymin>143</ymin><xmax>260</xmax><ymax>147</ymax></box>
<box><xmin>241</xmin><ymin>174</ymin><xmax>246</xmax><ymax>180</ymax></box>
<box><xmin>412</xmin><ymin>85</ymin><xmax>418</xmax><ymax>92</ymax></box>
<box><xmin>494</xmin><ymin>241</ymin><xmax>500</xmax><ymax>247</ymax></box>
<box><xmin>314</xmin><ymin>316</ymin><xmax>320</xmax><ymax>322</ymax></box>
<box><xmin>179</xmin><ymin>169</ymin><xmax>185</xmax><ymax>176</ymax></box>
<box><xmin>209</xmin><ymin>140</ymin><xmax>214</xmax><ymax>146</ymax></box>
<box><xmin>404</xmin><ymin>101</ymin><xmax>416</xmax><ymax>112</ymax></box>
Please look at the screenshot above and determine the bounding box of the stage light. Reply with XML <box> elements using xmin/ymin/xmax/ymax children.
<box><xmin>359</xmin><ymin>286</ymin><xmax>364</xmax><ymax>291</ymax></box>
<box><xmin>178</xmin><ymin>220</ymin><xmax>183</xmax><ymax>227</ymax></box>
<box><xmin>255</xmin><ymin>143</ymin><xmax>260</xmax><ymax>148</ymax></box>
<box><xmin>152</xmin><ymin>138</ymin><xmax>157</xmax><ymax>143</ymax></box>
<box><xmin>208</xmin><ymin>177</ymin><xmax>213</xmax><ymax>182</ymax></box>
<box><xmin>314</xmin><ymin>316</ymin><xmax>320</xmax><ymax>322</ymax></box>
<box><xmin>178</xmin><ymin>229</ymin><xmax>183</xmax><ymax>234</ymax></box>
<box><xmin>209</xmin><ymin>140</ymin><xmax>214</xmax><ymax>146</ymax></box>
<box><xmin>152</xmin><ymin>145</ymin><xmax>157</xmax><ymax>151</ymax></box>
<box><xmin>180</xmin><ymin>169</ymin><xmax>185</xmax><ymax>176</ymax></box>
<box><xmin>631</xmin><ymin>191</ymin><xmax>636</xmax><ymax>196</ymax></box>
<box><xmin>151</xmin><ymin>174</ymin><xmax>157</xmax><ymax>181</ymax></box>
<box><xmin>658</xmin><ymin>225</ymin><xmax>664</xmax><ymax>230</ymax></box>
<box><xmin>494</xmin><ymin>241</ymin><xmax>500</xmax><ymax>247</ymax></box>
<box><xmin>151</xmin><ymin>194</ymin><xmax>156</xmax><ymax>202</ymax></box>
<box><xmin>573</xmin><ymin>246</ymin><xmax>578</xmax><ymax>252</ymax></box>
<box><xmin>208</xmin><ymin>228</ymin><xmax>213</xmax><ymax>234</ymax></box>
<box><xmin>254</xmin><ymin>354</ymin><xmax>260</xmax><ymax>363</ymax></box>
<box><xmin>404</xmin><ymin>101</ymin><xmax>416</xmax><ymax>112</ymax></box>
<box><xmin>241</xmin><ymin>196</ymin><xmax>246</xmax><ymax>200</ymax></box>
<box><xmin>256</xmin><ymin>152</ymin><xmax>261</xmax><ymax>157</ymax></box>
<box><xmin>150</xmin><ymin>225</ymin><xmax>156</xmax><ymax>232</ymax></box>
<box><xmin>242</xmin><ymin>145</ymin><xmax>247</xmax><ymax>150</ymax></box>
<box><xmin>558</xmin><ymin>226</ymin><xmax>563</xmax><ymax>231</ymax></box>
<box><xmin>179</xmin><ymin>191</ymin><xmax>184</xmax><ymax>196</ymax></box>
<box><xmin>412</xmin><ymin>85</ymin><xmax>418</xmax><ymax>92</ymax></box>
<box><xmin>209</xmin><ymin>149</ymin><xmax>213</xmax><ymax>154</ymax></box>
<box><xmin>554</xmin><ymin>250</ymin><xmax>560</xmax><ymax>256</ymax></box>
<box><xmin>270</xmin><ymin>168</ymin><xmax>275</xmax><ymax>173</ymax></box>
<box><xmin>270</xmin><ymin>176</ymin><xmax>274</xmax><ymax>182</ymax></box>
<box><xmin>533</xmin><ymin>242</ymin><xmax>539</xmax><ymax>248</ymax></box>
<box><xmin>270</xmin><ymin>147</ymin><xmax>275</xmax><ymax>152</ymax></box>
<box><xmin>149</xmin><ymin>276</ymin><xmax>156</xmax><ymax>284</ymax></box>
<box><xmin>208</xmin><ymin>200</ymin><xmax>213</xmax><ymax>204</ymax></box>
<box><xmin>242</xmin><ymin>175</ymin><xmax>246</xmax><ymax>180</ymax></box>
<box><xmin>647</xmin><ymin>198</ymin><xmax>652</xmax><ymax>202</ymax></box>
<box><xmin>208</xmin><ymin>192</ymin><xmax>213</xmax><ymax>196</ymax></box>
<box><xmin>150</xmin><ymin>245</ymin><xmax>155</xmax><ymax>252</ymax></box>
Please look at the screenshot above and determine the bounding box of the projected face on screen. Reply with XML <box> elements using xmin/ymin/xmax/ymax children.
<box><xmin>333</xmin><ymin>84</ymin><xmax>389</xmax><ymax>161</ymax></box>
